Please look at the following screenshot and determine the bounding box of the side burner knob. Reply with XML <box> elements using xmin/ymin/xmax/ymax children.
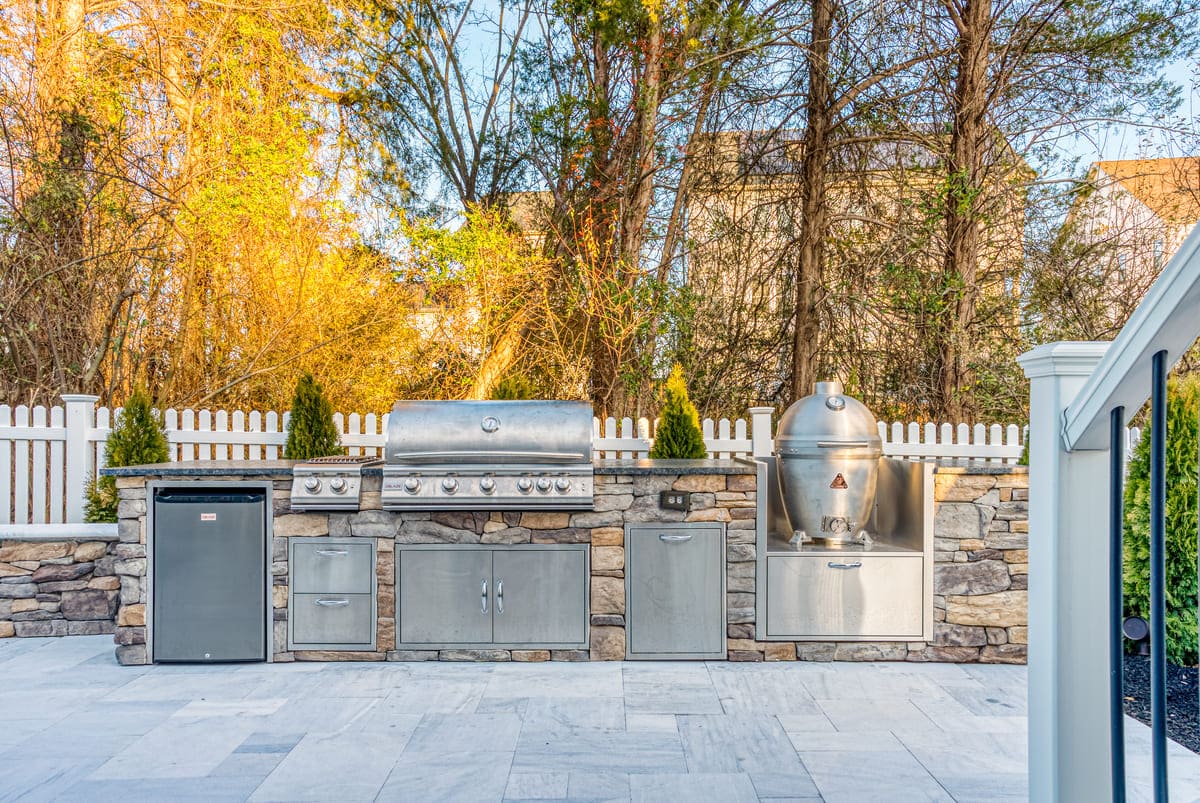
<box><xmin>554</xmin><ymin>477</ymin><xmax>571</xmax><ymax>493</ymax></box>
<box><xmin>303</xmin><ymin>477</ymin><xmax>321</xmax><ymax>493</ymax></box>
<box><xmin>403</xmin><ymin>477</ymin><xmax>421</xmax><ymax>493</ymax></box>
<box><xmin>517</xmin><ymin>477</ymin><xmax>533</xmax><ymax>493</ymax></box>
<box><xmin>441</xmin><ymin>477</ymin><xmax>459</xmax><ymax>493</ymax></box>
<box><xmin>329</xmin><ymin>477</ymin><xmax>348</xmax><ymax>494</ymax></box>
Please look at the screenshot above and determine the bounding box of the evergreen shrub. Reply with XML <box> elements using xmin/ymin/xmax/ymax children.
<box><xmin>1123</xmin><ymin>377</ymin><xmax>1199</xmax><ymax>665</ymax></box>
<box><xmin>648</xmin><ymin>364</ymin><xmax>708</xmax><ymax>459</ymax></box>
<box><xmin>84</xmin><ymin>387</ymin><xmax>170</xmax><ymax>523</ymax></box>
<box><xmin>284</xmin><ymin>372</ymin><xmax>341</xmax><ymax>459</ymax></box>
<box><xmin>491</xmin><ymin>374</ymin><xmax>534</xmax><ymax>400</ymax></box>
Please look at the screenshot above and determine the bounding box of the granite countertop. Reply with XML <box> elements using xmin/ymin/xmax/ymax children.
<box><xmin>102</xmin><ymin>458</ymin><xmax>758</xmax><ymax>477</ymax></box>
<box><xmin>932</xmin><ymin>461</ymin><xmax>1028</xmax><ymax>474</ymax></box>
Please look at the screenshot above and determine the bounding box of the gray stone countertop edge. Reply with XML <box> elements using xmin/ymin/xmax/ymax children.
<box><xmin>101</xmin><ymin>458</ymin><xmax>758</xmax><ymax>477</ymax></box>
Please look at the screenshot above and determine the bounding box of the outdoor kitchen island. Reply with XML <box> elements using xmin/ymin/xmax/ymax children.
<box><xmin>103</xmin><ymin>457</ymin><xmax>1028</xmax><ymax>666</ymax></box>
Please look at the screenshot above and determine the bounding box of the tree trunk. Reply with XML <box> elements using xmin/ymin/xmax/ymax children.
<box><xmin>935</xmin><ymin>0</ymin><xmax>990</xmax><ymax>421</ymax></box>
<box><xmin>791</xmin><ymin>0</ymin><xmax>834</xmax><ymax>403</ymax></box>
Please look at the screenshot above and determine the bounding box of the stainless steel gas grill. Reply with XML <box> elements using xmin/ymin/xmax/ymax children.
<box><xmin>381</xmin><ymin>400</ymin><xmax>595</xmax><ymax>510</ymax></box>
<box><xmin>291</xmin><ymin>455</ymin><xmax>384</xmax><ymax>511</ymax></box>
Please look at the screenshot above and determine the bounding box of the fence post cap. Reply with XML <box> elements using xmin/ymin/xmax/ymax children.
<box><xmin>747</xmin><ymin>406</ymin><xmax>775</xmax><ymax>414</ymax></box>
<box><xmin>60</xmin><ymin>394</ymin><xmax>100</xmax><ymax>404</ymax></box>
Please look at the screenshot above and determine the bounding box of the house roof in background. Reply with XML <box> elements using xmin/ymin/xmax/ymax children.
<box><xmin>1095</xmin><ymin>157</ymin><xmax>1200</xmax><ymax>226</ymax></box>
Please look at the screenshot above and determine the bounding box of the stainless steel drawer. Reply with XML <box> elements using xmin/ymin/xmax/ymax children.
<box><xmin>765</xmin><ymin>554</ymin><xmax>924</xmax><ymax>639</ymax></box>
<box><xmin>291</xmin><ymin>541</ymin><xmax>374</xmax><ymax>594</ymax></box>
<box><xmin>290</xmin><ymin>592</ymin><xmax>375</xmax><ymax>648</ymax></box>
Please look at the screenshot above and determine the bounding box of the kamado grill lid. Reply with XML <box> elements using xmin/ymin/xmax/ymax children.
<box><xmin>774</xmin><ymin>380</ymin><xmax>883</xmax><ymax>457</ymax></box>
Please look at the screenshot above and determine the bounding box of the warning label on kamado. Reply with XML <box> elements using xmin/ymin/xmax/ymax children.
<box><xmin>829</xmin><ymin>473</ymin><xmax>848</xmax><ymax>489</ymax></box>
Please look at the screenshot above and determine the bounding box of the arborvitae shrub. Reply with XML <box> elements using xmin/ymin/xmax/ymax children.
<box><xmin>649</xmin><ymin>364</ymin><xmax>708</xmax><ymax>459</ymax></box>
<box><xmin>491</xmin><ymin>374</ymin><xmax>534</xmax><ymax>400</ymax></box>
<box><xmin>1123</xmin><ymin>377</ymin><xmax>1199</xmax><ymax>665</ymax></box>
<box><xmin>284</xmin><ymin>373</ymin><xmax>341</xmax><ymax>459</ymax></box>
<box><xmin>85</xmin><ymin>387</ymin><xmax>170</xmax><ymax>523</ymax></box>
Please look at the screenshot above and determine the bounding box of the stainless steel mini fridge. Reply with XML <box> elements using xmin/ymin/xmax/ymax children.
<box><xmin>152</xmin><ymin>488</ymin><xmax>267</xmax><ymax>662</ymax></box>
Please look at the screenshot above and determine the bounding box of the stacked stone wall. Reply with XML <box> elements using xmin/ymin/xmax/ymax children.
<box><xmin>0</xmin><ymin>536</ymin><xmax>122</xmax><ymax>638</ymax></box>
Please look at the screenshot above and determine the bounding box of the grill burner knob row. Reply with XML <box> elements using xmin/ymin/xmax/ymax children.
<box><xmin>517</xmin><ymin>477</ymin><xmax>533</xmax><ymax>493</ymax></box>
<box><xmin>441</xmin><ymin>477</ymin><xmax>459</xmax><ymax>493</ymax></box>
<box><xmin>329</xmin><ymin>477</ymin><xmax>348</xmax><ymax>494</ymax></box>
<box><xmin>479</xmin><ymin>477</ymin><xmax>496</xmax><ymax>494</ymax></box>
<box><xmin>303</xmin><ymin>477</ymin><xmax>321</xmax><ymax>493</ymax></box>
<box><xmin>403</xmin><ymin>477</ymin><xmax>421</xmax><ymax>493</ymax></box>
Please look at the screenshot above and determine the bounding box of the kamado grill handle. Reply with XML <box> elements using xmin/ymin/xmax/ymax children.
<box><xmin>817</xmin><ymin>441</ymin><xmax>872</xmax><ymax>448</ymax></box>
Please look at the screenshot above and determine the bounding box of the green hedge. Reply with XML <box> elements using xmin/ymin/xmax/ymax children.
<box><xmin>1123</xmin><ymin>377</ymin><xmax>1199</xmax><ymax>666</ymax></box>
<box><xmin>85</xmin><ymin>387</ymin><xmax>170</xmax><ymax>523</ymax></box>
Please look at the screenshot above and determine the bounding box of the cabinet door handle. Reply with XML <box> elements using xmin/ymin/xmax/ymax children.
<box><xmin>659</xmin><ymin>534</ymin><xmax>693</xmax><ymax>543</ymax></box>
<box><xmin>315</xmin><ymin>598</ymin><xmax>350</xmax><ymax>606</ymax></box>
<box><xmin>481</xmin><ymin>579</ymin><xmax>488</xmax><ymax>615</ymax></box>
<box><xmin>496</xmin><ymin>579</ymin><xmax>504</xmax><ymax>614</ymax></box>
<box><xmin>827</xmin><ymin>561</ymin><xmax>863</xmax><ymax>570</ymax></box>
<box><xmin>316</xmin><ymin>549</ymin><xmax>349</xmax><ymax>556</ymax></box>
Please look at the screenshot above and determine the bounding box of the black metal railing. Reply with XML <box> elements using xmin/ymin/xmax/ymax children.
<box><xmin>1109</xmin><ymin>349</ymin><xmax>1171</xmax><ymax>803</ymax></box>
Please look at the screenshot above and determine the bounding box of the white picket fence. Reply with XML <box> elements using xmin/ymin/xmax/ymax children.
<box><xmin>2</xmin><ymin>395</ymin><xmax>1037</xmax><ymax>527</ymax></box>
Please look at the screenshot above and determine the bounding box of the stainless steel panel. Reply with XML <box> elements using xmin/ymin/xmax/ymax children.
<box><xmin>151</xmin><ymin>490</ymin><xmax>266</xmax><ymax>662</ymax></box>
<box><xmin>765</xmin><ymin>555</ymin><xmax>923</xmax><ymax>638</ymax></box>
<box><xmin>491</xmin><ymin>549</ymin><xmax>587</xmax><ymax>645</ymax></box>
<box><xmin>385</xmin><ymin>400</ymin><xmax>593</xmax><ymax>463</ymax></box>
<box><xmin>626</xmin><ymin>524</ymin><xmax>725</xmax><ymax>658</ymax></box>
<box><xmin>398</xmin><ymin>549</ymin><xmax>494</xmax><ymax>644</ymax></box>
<box><xmin>291</xmin><ymin>541</ymin><xmax>374</xmax><ymax>593</ymax></box>
<box><xmin>290</xmin><ymin>593</ymin><xmax>374</xmax><ymax>647</ymax></box>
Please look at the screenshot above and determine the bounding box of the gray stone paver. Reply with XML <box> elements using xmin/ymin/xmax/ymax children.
<box><xmin>0</xmin><ymin>636</ymin><xmax>1199</xmax><ymax>801</ymax></box>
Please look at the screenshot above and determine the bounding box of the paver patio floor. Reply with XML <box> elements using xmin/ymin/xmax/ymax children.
<box><xmin>1</xmin><ymin>636</ymin><xmax>1198</xmax><ymax>802</ymax></box>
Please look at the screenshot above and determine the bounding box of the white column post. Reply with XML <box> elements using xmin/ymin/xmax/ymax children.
<box><xmin>1017</xmin><ymin>342</ymin><xmax>1112</xmax><ymax>803</ymax></box>
<box><xmin>61</xmin><ymin>394</ymin><xmax>99</xmax><ymax>523</ymax></box>
<box><xmin>748</xmin><ymin>407</ymin><xmax>774</xmax><ymax>457</ymax></box>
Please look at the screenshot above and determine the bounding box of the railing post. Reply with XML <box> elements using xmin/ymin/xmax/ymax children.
<box><xmin>1017</xmin><ymin>343</ymin><xmax>1112</xmax><ymax>803</ymax></box>
<box><xmin>748</xmin><ymin>407</ymin><xmax>774</xmax><ymax>457</ymax></box>
<box><xmin>61</xmin><ymin>394</ymin><xmax>99</xmax><ymax>523</ymax></box>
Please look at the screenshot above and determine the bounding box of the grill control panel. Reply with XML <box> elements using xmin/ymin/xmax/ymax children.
<box><xmin>381</xmin><ymin>467</ymin><xmax>594</xmax><ymax>511</ymax></box>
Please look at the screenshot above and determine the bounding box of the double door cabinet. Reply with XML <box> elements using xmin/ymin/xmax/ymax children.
<box><xmin>397</xmin><ymin>545</ymin><xmax>589</xmax><ymax>649</ymax></box>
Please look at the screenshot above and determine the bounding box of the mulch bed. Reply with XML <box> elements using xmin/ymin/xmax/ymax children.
<box><xmin>1123</xmin><ymin>654</ymin><xmax>1199</xmax><ymax>753</ymax></box>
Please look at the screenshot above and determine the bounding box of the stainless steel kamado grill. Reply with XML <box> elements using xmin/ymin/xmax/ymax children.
<box><xmin>380</xmin><ymin>400</ymin><xmax>595</xmax><ymax>510</ymax></box>
<box><xmin>775</xmin><ymin>380</ymin><xmax>883</xmax><ymax>545</ymax></box>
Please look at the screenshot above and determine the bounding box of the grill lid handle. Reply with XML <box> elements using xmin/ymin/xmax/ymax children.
<box><xmin>390</xmin><ymin>450</ymin><xmax>589</xmax><ymax>463</ymax></box>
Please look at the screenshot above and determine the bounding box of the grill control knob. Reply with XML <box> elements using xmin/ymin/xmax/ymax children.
<box><xmin>303</xmin><ymin>477</ymin><xmax>321</xmax><ymax>493</ymax></box>
<box><xmin>554</xmin><ymin>477</ymin><xmax>571</xmax><ymax>493</ymax></box>
<box><xmin>517</xmin><ymin>477</ymin><xmax>533</xmax><ymax>493</ymax></box>
<box><xmin>479</xmin><ymin>477</ymin><xmax>496</xmax><ymax>494</ymax></box>
<box><xmin>441</xmin><ymin>477</ymin><xmax>459</xmax><ymax>494</ymax></box>
<box><xmin>329</xmin><ymin>477</ymin><xmax>348</xmax><ymax>494</ymax></box>
<box><xmin>536</xmin><ymin>477</ymin><xmax>552</xmax><ymax>493</ymax></box>
<box><xmin>403</xmin><ymin>477</ymin><xmax>421</xmax><ymax>493</ymax></box>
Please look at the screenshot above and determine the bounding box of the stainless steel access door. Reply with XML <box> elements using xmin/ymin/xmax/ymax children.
<box><xmin>152</xmin><ymin>489</ymin><xmax>267</xmax><ymax>662</ymax></box>
<box><xmin>491</xmin><ymin>549</ymin><xmax>587</xmax><ymax>645</ymax></box>
<box><xmin>398</xmin><ymin>548</ymin><xmax>493</xmax><ymax>644</ymax></box>
<box><xmin>626</xmin><ymin>523</ymin><xmax>725</xmax><ymax>659</ymax></box>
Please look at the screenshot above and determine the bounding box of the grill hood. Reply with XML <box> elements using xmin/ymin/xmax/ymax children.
<box><xmin>774</xmin><ymin>381</ymin><xmax>882</xmax><ymax>458</ymax></box>
<box><xmin>385</xmin><ymin>400</ymin><xmax>594</xmax><ymax>465</ymax></box>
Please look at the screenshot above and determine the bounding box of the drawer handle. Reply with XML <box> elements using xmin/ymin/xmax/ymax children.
<box><xmin>659</xmin><ymin>534</ymin><xmax>693</xmax><ymax>543</ymax></box>
<box><xmin>315</xmin><ymin>598</ymin><xmax>351</xmax><ymax>606</ymax></box>
<box><xmin>827</xmin><ymin>561</ymin><xmax>863</xmax><ymax>570</ymax></box>
<box><xmin>496</xmin><ymin>579</ymin><xmax>504</xmax><ymax>615</ymax></box>
<box><xmin>481</xmin><ymin>579</ymin><xmax>488</xmax><ymax>615</ymax></box>
<box><xmin>316</xmin><ymin>549</ymin><xmax>349</xmax><ymax>556</ymax></box>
